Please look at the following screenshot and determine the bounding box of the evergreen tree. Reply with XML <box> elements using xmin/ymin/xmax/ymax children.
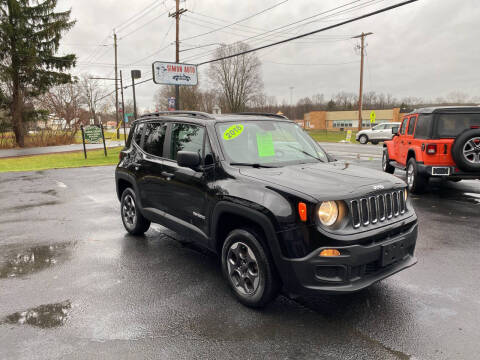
<box><xmin>0</xmin><ymin>0</ymin><xmax>76</xmax><ymax>147</ymax></box>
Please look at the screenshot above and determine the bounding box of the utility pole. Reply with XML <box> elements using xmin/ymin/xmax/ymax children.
<box><xmin>353</xmin><ymin>32</ymin><xmax>373</xmax><ymax>131</ymax></box>
<box><xmin>289</xmin><ymin>86</ymin><xmax>294</xmax><ymax>120</ymax></box>
<box><xmin>120</xmin><ymin>70</ymin><xmax>126</xmax><ymax>146</ymax></box>
<box><xmin>169</xmin><ymin>0</ymin><xmax>187</xmax><ymax>110</ymax></box>
<box><xmin>114</xmin><ymin>31</ymin><xmax>119</xmax><ymax>138</ymax></box>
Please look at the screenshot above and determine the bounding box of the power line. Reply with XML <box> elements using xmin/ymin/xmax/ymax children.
<box><xmin>115</xmin><ymin>0</ymin><xmax>166</xmax><ymax>33</ymax></box>
<box><xmin>196</xmin><ymin>0</ymin><xmax>418</xmax><ymax>67</ymax></box>
<box><xmin>263</xmin><ymin>60</ymin><xmax>359</xmax><ymax>66</ymax></box>
<box><xmin>180</xmin><ymin>0</ymin><xmax>290</xmax><ymax>42</ymax></box>
<box><xmin>181</xmin><ymin>0</ymin><xmax>367</xmax><ymax>62</ymax></box>
<box><xmin>118</xmin><ymin>8</ymin><xmax>173</xmax><ymax>40</ymax></box>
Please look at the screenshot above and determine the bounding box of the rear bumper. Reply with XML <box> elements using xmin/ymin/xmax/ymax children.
<box><xmin>417</xmin><ymin>164</ymin><xmax>480</xmax><ymax>180</ymax></box>
<box><xmin>277</xmin><ymin>222</ymin><xmax>418</xmax><ymax>295</ymax></box>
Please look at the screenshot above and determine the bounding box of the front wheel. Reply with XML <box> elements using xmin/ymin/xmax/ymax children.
<box><xmin>121</xmin><ymin>188</ymin><xmax>151</xmax><ymax>235</ymax></box>
<box><xmin>382</xmin><ymin>148</ymin><xmax>395</xmax><ymax>174</ymax></box>
<box><xmin>359</xmin><ymin>134</ymin><xmax>368</xmax><ymax>144</ymax></box>
<box><xmin>221</xmin><ymin>228</ymin><xmax>280</xmax><ymax>308</ymax></box>
<box><xmin>406</xmin><ymin>158</ymin><xmax>427</xmax><ymax>193</ymax></box>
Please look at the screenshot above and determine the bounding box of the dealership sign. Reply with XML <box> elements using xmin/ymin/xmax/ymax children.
<box><xmin>152</xmin><ymin>61</ymin><xmax>198</xmax><ymax>86</ymax></box>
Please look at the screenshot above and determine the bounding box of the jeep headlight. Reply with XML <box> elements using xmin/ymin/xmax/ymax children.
<box><xmin>318</xmin><ymin>201</ymin><xmax>339</xmax><ymax>226</ymax></box>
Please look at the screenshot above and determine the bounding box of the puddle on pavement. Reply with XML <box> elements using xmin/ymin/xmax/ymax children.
<box><xmin>1</xmin><ymin>300</ymin><xmax>71</xmax><ymax>328</ymax></box>
<box><xmin>0</xmin><ymin>242</ymin><xmax>74</xmax><ymax>279</ymax></box>
<box><xmin>7</xmin><ymin>200</ymin><xmax>60</xmax><ymax>212</ymax></box>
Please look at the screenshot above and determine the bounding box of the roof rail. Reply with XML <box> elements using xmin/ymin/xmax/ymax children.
<box><xmin>140</xmin><ymin>111</ymin><xmax>214</xmax><ymax>119</ymax></box>
<box><xmin>235</xmin><ymin>112</ymin><xmax>289</xmax><ymax>119</ymax></box>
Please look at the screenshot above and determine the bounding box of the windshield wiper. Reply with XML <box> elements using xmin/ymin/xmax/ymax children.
<box><xmin>229</xmin><ymin>162</ymin><xmax>278</xmax><ymax>168</ymax></box>
<box><xmin>286</xmin><ymin>144</ymin><xmax>325</xmax><ymax>162</ymax></box>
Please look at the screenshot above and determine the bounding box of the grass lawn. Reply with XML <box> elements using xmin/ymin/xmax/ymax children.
<box><xmin>307</xmin><ymin>130</ymin><xmax>357</xmax><ymax>143</ymax></box>
<box><xmin>0</xmin><ymin>147</ymin><xmax>122</xmax><ymax>173</ymax></box>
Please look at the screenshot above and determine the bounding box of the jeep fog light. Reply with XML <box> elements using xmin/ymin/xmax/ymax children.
<box><xmin>319</xmin><ymin>249</ymin><xmax>341</xmax><ymax>257</ymax></box>
<box><xmin>318</xmin><ymin>201</ymin><xmax>338</xmax><ymax>226</ymax></box>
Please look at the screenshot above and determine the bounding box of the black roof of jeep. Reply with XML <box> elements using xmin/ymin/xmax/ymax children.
<box><xmin>134</xmin><ymin>111</ymin><xmax>290</xmax><ymax>126</ymax></box>
<box><xmin>413</xmin><ymin>106</ymin><xmax>480</xmax><ymax>114</ymax></box>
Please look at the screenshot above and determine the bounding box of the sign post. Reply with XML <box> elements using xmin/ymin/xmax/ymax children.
<box><xmin>370</xmin><ymin>111</ymin><xmax>376</xmax><ymax>126</ymax></box>
<box><xmin>81</xmin><ymin>125</ymin><xmax>107</xmax><ymax>159</ymax></box>
<box><xmin>168</xmin><ymin>97</ymin><xmax>176</xmax><ymax>111</ymax></box>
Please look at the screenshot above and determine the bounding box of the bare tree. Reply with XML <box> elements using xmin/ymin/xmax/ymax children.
<box><xmin>36</xmin><ymin>82</ymin><xmax>82</xmax><ymax>130</ymax></box>
<box><xmin>79</xmin><ymin>74</ymin><xmax>108</xmax><ymax>124</ymax></box>
<box><xmin>154</xmin><ymin>85</ymin><xmax>206</xmax><ymax>111</ymax></box>
<box><xmin>208</xmin><ymin>42</ymin><xmax>263</xmax><ymax>112</ymax></box>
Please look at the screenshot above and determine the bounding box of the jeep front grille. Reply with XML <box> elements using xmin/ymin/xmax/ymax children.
<box><xmin>350</xmin><ymin>190</ymin><xmax>407</xmax><ymax>229</ymax></box>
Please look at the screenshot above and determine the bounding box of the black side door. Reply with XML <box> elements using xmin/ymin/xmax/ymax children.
<box><xmin>160</xmin><ymin>122</ymin><xmax>214</xmax><ymax>244</ymax></box>
<box><xmin>136</xmin><ymin>121</ymin><xmax>168</xmax><ymax>211</ymax></box>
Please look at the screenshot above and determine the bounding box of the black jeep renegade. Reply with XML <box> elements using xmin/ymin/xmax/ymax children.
<box><xmin>115</xmin><ymin>111</ymin><xmax>418</xmax><ymax>307</ymax></box>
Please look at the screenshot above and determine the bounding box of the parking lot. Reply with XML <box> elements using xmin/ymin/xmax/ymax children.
<box><xmin>1</xmin><ymin>145</ymin><xmax>479</xmax><ymax>360</ymax></box>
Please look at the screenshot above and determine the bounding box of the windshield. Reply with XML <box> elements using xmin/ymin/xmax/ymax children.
<box><xmin>436</xmin><ymin>113</ymin><xmax>480</xmax><ymax>138</ymax></box>
<box><xmin>216</xmin><ymin>120</ymin><xmax>328</xmax><ymax>167</ymax></box>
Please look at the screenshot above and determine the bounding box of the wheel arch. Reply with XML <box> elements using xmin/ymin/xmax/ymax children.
<box><xmin>210</xmin><ymin>201</ymin><xmax>284</xmax><ymax>273</ymax></box>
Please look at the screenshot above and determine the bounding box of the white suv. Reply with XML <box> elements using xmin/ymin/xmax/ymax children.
<box><xmin>356</xmin><ymin>122</ymin><xmax>401</xmax><ymax>144</ymax></box>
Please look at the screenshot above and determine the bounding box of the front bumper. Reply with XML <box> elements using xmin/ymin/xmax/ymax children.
<box><xmin>417</xmin><ymin>164</ymin><xmax>480</xmax><ymax>180</ymax></box>
<box><xmin>277</xmin><ymin>222</ymin><xmax>418</xmax><ymax>295</ymax></box>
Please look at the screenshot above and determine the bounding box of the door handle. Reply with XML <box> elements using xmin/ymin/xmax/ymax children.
<box><xmin>408</xmin><ymin>141</ymin><xmax>411</xmax><ymax>145</ymax></box>
<box><xmin>161</xmin><ymin>171</ymin><xmax>174</xmax><ymax>179</ymax></box>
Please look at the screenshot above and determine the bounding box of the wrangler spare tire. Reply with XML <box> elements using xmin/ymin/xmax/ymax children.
<box><xmin>452</xmin><ymin>129</ymin><xmax>480</xmax><ymax>172</ymax></box>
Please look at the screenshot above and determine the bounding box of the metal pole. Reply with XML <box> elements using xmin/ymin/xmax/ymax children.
<box><xmin>80</xmin><ymin>125</ymin><xmax>87</xmax><ymax>159</ymax></box>
<box><xmin>132</xmin><ymin>77</ymin><xmax>137</xmax><ymax>119</ymax></box>
<box><xmin>114</xmin><ymin>32</ymin><xmax>120</xmax><ymax>138</ymax></box>
<box><xmin>100</xmin><ymin>123</ymin><xmax>107</xmax><ymax>157</ymax></box>
<box><xmin>175</xmin><ymin>0</ymin><xmax>180</xmax><ymax>110</ymax></box>
<box><xmin>120</xmin><ymin>70</ymin><xmax>126</xmax><ymax>146</ymax></box>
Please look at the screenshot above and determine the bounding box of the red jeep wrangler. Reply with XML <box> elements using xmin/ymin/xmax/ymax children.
<box><xmin>383</xmin><ymin>106</ymin><xmax>480</xmax><ymax>193</ymax></box>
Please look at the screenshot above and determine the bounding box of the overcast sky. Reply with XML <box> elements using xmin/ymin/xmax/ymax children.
<box><xmin>56</xmin><ymin>0</ymin><xmax>480</xmax><ymax>111</ymax></box>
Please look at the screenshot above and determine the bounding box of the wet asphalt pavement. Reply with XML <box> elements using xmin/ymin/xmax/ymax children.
<box><xmin>1</xmin><ymin>154</ymin><xmax>479</xmax><ymax>359</ymax></box>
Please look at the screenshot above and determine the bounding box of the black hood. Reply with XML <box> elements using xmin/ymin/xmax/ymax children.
<box><xmin>239</xmin><ymin>161</ymin><xmax>405</xmax><ymax>201</ymax></box>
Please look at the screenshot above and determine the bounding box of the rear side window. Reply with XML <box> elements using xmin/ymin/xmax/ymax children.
<box><xmin>400</xmin><ymin>118</ymin><xmax>408</xmax><ymax>135</ymax></box>
<box><xmin>407</xmin><ymin>116</ymin><xmax>417</xmax><ymax>135</ymax></box>
<box><xmin>133</xmin><ymin>123</ymin><xmax>144</xmax><ymax>146</ymax></box>
<box><xmin>414</xmin><ymin>115</ymin><xmax>433</xmax><ymax>139</ymax></box>
<box><xmin>169</xmin><ymin>123</ymin><xmax>205</xmax><ymax>160</ymax></box>
<box><xmin>143</xmin><ymin>122</ymin><xmax>167</xmax><ymax>157</ymax></box>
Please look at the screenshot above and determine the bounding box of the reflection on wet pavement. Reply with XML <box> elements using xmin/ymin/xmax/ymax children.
<box><xmin>0</xmin><ymin>242</ymin><xmax>74</xmax><ymax>279</ymax></box>
<box><xmin>2</xmin><ymin>300</ymin><xmax>71</xmax><ymax>328</ymax></box>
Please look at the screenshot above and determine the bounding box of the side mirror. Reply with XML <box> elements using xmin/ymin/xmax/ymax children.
<box><xmin>177</xmin><ymin>151</ymin><xmax>201</xmax><ymax>169</ymax></box>
<box><xmin>391</xmin><ymin>126</ymin><xmax>399</xmax><ymax>135</ymax></box>
<box><xmin>327</xmin><ymin>154</ymin><xmax>337</xmax><ymax>162</ymax></box>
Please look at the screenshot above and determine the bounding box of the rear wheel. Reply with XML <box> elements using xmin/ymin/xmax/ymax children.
<box><xmin>371</xmin><ymin>140</ymin><xmax>379</xmax><ymax>145</ymax></box>
<box><xmin>121</xmin><ymin>188</ymin><xmax>150</xmax><ymax>235</ymax></box>
<box><xmin>359</xmin><ymin>134</ymin><xmax>368</xmax><ymax>144</ymax></box>
<box><xmin>221</xmin><ymin>228</ymin><xmax>280</xmax><ymax>308</ymax></box>
<box><xmin>382</xmin><ymin>148</ymin><xmax>395</xmax><ymax>174</ymax></box>
<box><xmin>406</xmin><ymin>158</ymin><xmax>427</xmax><ymax>193</ymax></box>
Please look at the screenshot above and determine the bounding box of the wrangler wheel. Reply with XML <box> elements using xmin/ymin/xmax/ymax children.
<box><xmin>406</xmin><ymin>158</ymin><xmax>427</xmax><ymax>194</ymax></box>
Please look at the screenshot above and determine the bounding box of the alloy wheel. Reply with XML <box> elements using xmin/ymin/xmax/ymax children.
<box><xmin>382</xmin><ymin>152</ymin><xmax>387</xmax><ymax>171</ymax></box>
<box><xmin>122</xmin><ymin>194</ymin><xmax>137</xmax><ymax>227</ymax></box>
<box><xmin>226</xmin><ymin>242</ymin><xmax>260</xmax><ymax>295</ymax></box>
<box><xmin>463</xmin><ymin>137</ymin><xmax>480</xmax><ymax>164</ymax></box>
<box><xmin>407</xmin><ymin>164</ymin><xmax>414</xmax><ymax>188</ymax></box>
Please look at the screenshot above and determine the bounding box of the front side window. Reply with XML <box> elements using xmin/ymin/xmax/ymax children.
<box><xmin>373</xmin><ymin>124</ymin><xmax>386</xmax><ymax>130</ymax></box>
<box><xmin>143</xmin><ymin>122</ymin><xmax>167</xmax><ymax>157</ymax></box>
<box><xmin>400</xmin><ymin>118</ymin><xmax>408</xmax><ymax>135</ymax></box>
<box><xmin>216</xmin><ymin>120</ymin><xmax>328</xmax><ymax>167</ymax></box>
<box><xmin>169</xmin><ymin>123</ymin><xmax>205</xmax><ymax>160</ymax></box>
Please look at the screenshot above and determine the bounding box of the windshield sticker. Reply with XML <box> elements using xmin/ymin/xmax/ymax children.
<box><xmin>223</xmin><ymin>124</ymin><xmax>244</xmax><ymax>140</ymax></box>
<box><xmin>256</xmin><ymin>132</ymin><xmax>275</xmax><ymax>157</ymax></box>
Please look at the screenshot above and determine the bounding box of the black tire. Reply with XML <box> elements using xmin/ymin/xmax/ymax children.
<box><xmin>371</xmin><ymin>140</ymin><xmax>379</xmax><ymax>145</ymax></box>
<box><xmin>221</xmin><ymin>228</ymin><xmax>280</xmax><ymax>308</ymax></box>
<box><xmin>406</xmin><ymin>158</ymin><xmax>428</xmax><ymax>193</ymax></box>
<box><xmin>451</xmin><ymin>129</ymin><xmax>480</xmax><ymax>172</ymax></box>
<box><xmin>359</xmin><ymin>134</ymin><xmax>368</xmax><ymax>144</ymax></box>
<box><xmin>120</xmin><ymin>188</ymin><xmax>150</xmax><ymax>235</ymax></box>
<box><xmin>382</xmin><ymin>148</ymin><xmax>395</xmax><ymax>174</ymax></box>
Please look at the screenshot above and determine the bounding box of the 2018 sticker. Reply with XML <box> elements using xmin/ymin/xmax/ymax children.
<box><xmin>223</xmin><ymin>124</ymin><xmax>244</xmax><ymax>140</ymax></box>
